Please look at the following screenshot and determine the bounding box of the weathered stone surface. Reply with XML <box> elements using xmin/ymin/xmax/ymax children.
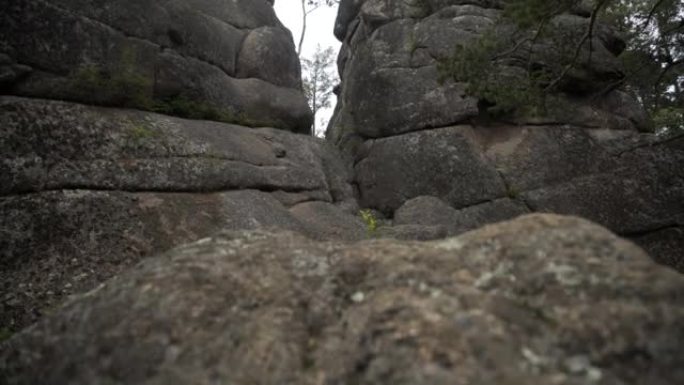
<box><xmin>471</xmin><ymin>126</ymin><xmax>684</xmax><ymax>268</ymax></box>
<box><xmin>344</xmin><ymin>65</ymin><xmax>478</xmax><ymax>138</ymax></box>
<box><xmin>0</xmin><ymin>189</ymin><xmax>309</xmax><ymax>331</ymax></box>
<box><xmin>237</xmin><ymin>26</ymin><xmax>302</xmax><ymax>89</ymax></box>
<box><xmin>0</xmin><ymin>97</ymin><xmax>357</xmax><ymax>332</ymax></box>
<box><xmin>354</xmin><ymin>126</ymin><xmax>507</xmax><ymax>215</ymax></box>
<box><xmin>393</xmin><ymin>196</ymin><xmax>459</xmax><ymax>224</ymax></box>
<box><xmin>477</xmin><ymin>125</ymin><xmax>620</xmax><ymax>192</ymax></box>
<box><xmin>0</xmin><ymin>97</ymin><xmax>334</xmax><ymax>198</ymax></box>
<box><xmin>522</xmin><ymin>145</ymin><xmax>684</xmax><ymax>236</ymax></box>
<box><xmin>2</xmin><ymin>215</ymin><xmax>683</xmax><ymax>385</ymax></box>
<box><xmin>0</xmin><ymin>0</ymin><xmax>312</xmax><ymax>132</ymax></box>
<box><xmin>632</xmin><ymin>227</ymin><xmax>684</xmax><ymax>273</ymax></box>
<box><xmin>328</xmin><ymin>0</ymin><xmax>645</xmax><ymax>143</ymax></box>
<box><xmin>394</xmin><ymin>195</ymin><xmax>529</xmax><ymax>236</ymax></box>
<box><xmin>290</xmin><ymin>201</ymin><xmax>366</xmax><ymax>241</ymax></box>
<box><xmin>325</xmin><ymin>0</ymin><xmax>684</xmax><ymax>271</ymax></box>
<box><xmin>376</xmin><ymin>224</ymin><xmax>448</xmax><ymax>240</ymax></box>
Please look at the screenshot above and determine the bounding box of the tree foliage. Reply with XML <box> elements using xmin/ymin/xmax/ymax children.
<box><xmin>604</xmin><ymin>0</ymin><xmax>683</xmax><ymax>133</ymax></box>
<box><xmin>302</xmin><ymin>45</ymin><xmax>338</xmax><ymax>136</ymax></box>
<box><xmin>298</xmin><ymin>0</ymin><xmax>340</xmax><ymax>56</ymax></box>
<box><xmin>439</xmin><ymin>0</ymin><xmax>683</xmax><ymax>132</ymax></box>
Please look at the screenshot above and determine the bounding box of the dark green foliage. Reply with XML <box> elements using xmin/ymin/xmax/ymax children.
<box><xmin>0</xmin><ymin>327</ymin><xmax>13</xmax><ymax>343</ymax></box>
<box><xmin>437</xmin><ymin>28</ymin><xmax>550</xmax><ymax>118</ymax></box>
<box><xmin>151</xmin><ymin>96</ymin><xmax>231</xmax><ymax>122</ymax></box>
<box><xmin>653</xmin><ymin>107</ymin><xmax>684</xmax><ymax>133</ymax></box>
<box><xmin>71</xmin><ymin>45</ymin><xmax>154</xmax><ymax>109</ymax></box>
<box><xmin>437</xmin><ymin>0</ymin><xmax>589</xmax><ymax>119</ymax></box>
<box><xmin>439</xmin><ymin>0</ymin><xmax>683</xmax><ymax>132</ymax></box>
<box><xmin>71</xmin><ymin>63</ymin><xmax>153</xmax><ymax>109</ymax></box>
<box><xmin>603</xmin><ymin>0</ymin><xmax>683</xmax><ymax>133</ymax></box>
<box><xmin>302</xmin><ymin>45</ymin><xmax>338</xmax><ymax>136</ymax></box>
<box><xmin>151</xmin><ymin>96</ymin><xmax>283</xmax><ymax>127</ymax></box>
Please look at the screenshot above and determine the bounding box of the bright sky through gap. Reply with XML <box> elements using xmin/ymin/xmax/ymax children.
<box><xmin>274</xmin><ymin>1</ymin><xmax>341</xmax><ymax>137</ymax></box>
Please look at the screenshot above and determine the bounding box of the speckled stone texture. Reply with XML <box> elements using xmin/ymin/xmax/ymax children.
<box><xmin>0</xmin><ymin>96</ymin><xmax>358</xmax><ymax>332</ymax></box>
<box><xmin>327</xmin><ymin>0</ymin><xmax>684</xmax><ymax>272</ymax></box>
<box><xmin>0</xmin><ymin>0</ymin><xmax>312</xmax><ymax>132</ymax></box>
<box><xmin>2</xmin><ymin>215</ymin><xmax>683</xmax><ymax>385</ymax></box>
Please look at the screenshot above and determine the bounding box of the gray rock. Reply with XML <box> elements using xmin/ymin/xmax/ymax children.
<box><xmin>0</xmin><ymin>189</ymin><xmax>305</xmax><ymax>332</ymax></box>
<box><xmin>376</xmin><ymin>224</ymin><xmax>448</xmax><ymax>240</ymax></box>
<box><xmin>522</xmin><ymin>144</ymin><xmax>684</xmax><ymax>236</ymax></box>
<box><xmin>632</xmin><ymin>227</ymin><xmax>684</xmax><ymax>273</ymax></box>
<box><xmin>0</xmin><ymin>97</ymin><xmax>330</xmax><ymax>198</ymax></box>
<box><xmin>328</xmin><ymin>0</ymin><xmax>648</xmax><ymax>143</ymax></box>
<box><xmin>354</xmin><ymin>126</ymin><xmax>507</xmax><ymax>214</ymax></box>
<box><xmin>236</xmin><ymin>26</ymin><xmax>302</xmax><ymax>89</ymax></box>
<box><xmin>1</xmin><ymin>0</ymin><xmax>312</xmax><ymax>132</ymax></box>
<box><xmin>394</xmin><ymin>195</ymin><xmax>529</xmax><ymax>235</ymax></box>
<box><xmin>393</xmin><ymin>195</ymin><xmax>461</xmax><ymax>225</ymax></box>
<box><xmin>0</xmin><ymin>97</ymin><xmax>359</xmax><ymax>331</ymax></box>
<box><xmin>344</xmin><ymin>66</ymin><xmax>478</xmax><ymax>138</ymax></box>
<box><xmin>290</xmin><ymin>201</ymin><xmax>366</xmax><ymax>241</ymax></box>
<box><xmin>478</xmin><ymin>125</ymin><xmax>619</xmax><ymax>192</ymax></box>
<box><xmin>2</xmin><ymin>214</ymin><xmax>683</xmax><ymax>385</ymax></box>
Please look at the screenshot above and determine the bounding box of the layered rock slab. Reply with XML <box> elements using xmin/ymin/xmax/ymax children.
<box><xmin>2</xmin><ymin>215</ymin><xmax>683</xmax><ymax>385</ymax></box>
<box><xmin>0</xmin><ymin>96</ymin><xmax>359</xmax><ymax>331</ymax></box>
<box><xmin>327</xmin><ymin>1</ymin><xmax>684</xmax><ymax>272</ymax></box>
<box><xmin>394</xmin><ymin>195</ymin><xmax>529</xmax><ymax>236</ymax></box>
<box><xmin>354</xmin><ymin>124</ymin><xmax>684</xmax><ymax>270</ymax></box>
<box><xmin>0</xmin><ymin>0</ymin><xmax>312</xmax><ymax>132</ymax></box>
<box><xmin>328</xmin><ymin>0</ymin><xmax>647</xmax><ymax>148</ymax></box>
<box><xmin>354</xmin><ymin>126</ymin><xmax>507</xmax><ymax>214</ymax></box>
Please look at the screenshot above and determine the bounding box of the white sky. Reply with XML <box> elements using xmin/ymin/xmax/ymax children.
<box><xmin>274</xmin><ymin>1</ymin><xmax>341</xmax><ymax>136</ymax></box>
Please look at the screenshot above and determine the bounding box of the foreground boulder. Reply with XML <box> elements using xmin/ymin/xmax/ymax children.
<box><xmin>2</xmin><ymin>215</ymin><xmax>683</xmax><ymax>385</ymax></box>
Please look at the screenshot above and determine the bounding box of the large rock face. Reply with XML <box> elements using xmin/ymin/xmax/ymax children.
<box><xmin>0</xmin><ymin>0</ymin><xmax>312</xmax><ymax>132</ymax></box>
<box><xmin>1</xmin><ymin>2</ymin><xmax>683</xmax><ymax>380</ymax></box>
<box><xmin>328</xmin><ymin>0</ymin><xmax>684</xmax><ymax>270</ymax></box>
<box><xmin>0</xmin><ymin>96</ymin><xmax>359</xmax><ymax>331</ymax></box>
<box><xmin>329</xmin><ymin>0</ymin><xmax>648</xmax><ymax>144</ymax></box>
<box><xmin>0</xmin><ymin>0</ymin><xmax>342</xmax><ymax>332</ymax></box>
<box><xmin>2</xmin><ymin>215</ymin><xmax>683</xmax><ymax>385</ymax></box>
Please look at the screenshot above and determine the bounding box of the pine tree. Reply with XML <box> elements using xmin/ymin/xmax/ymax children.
<box><xmin>302</xmin><ymin>45</ymin><xmax>338</xmax><ymax>137</ymax></box>
<box><xmin>439</xmin><ymin>0</ymin><xmax>683</xmax><ymax>133</ymax></box>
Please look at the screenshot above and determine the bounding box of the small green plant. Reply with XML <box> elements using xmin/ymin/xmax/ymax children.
<box><xmin>127</xmin><ymin>122</ymin><xmax>157</xmax><ymax>140</ymax></box>
<box><xmin>653</xmin><ymin>107</ymin><xmax>684</xmax><ymax>135</ymax></box>
<box><xmin>71</xmin><ymin>45</ymin><xmax>154</xmax><ymax>109</ymax></box>
<box><xmin>0</xmin><ymin>327</ymin><xmax>13</xmax><ymax>343</ymax></box>
<box><xmin>72</xmin><ymin>63</ymin><xmax>154</xmax><ymax>108</ymax></box>
<box><xmin>406</xmin><ymin>30</ymin><xmax>420</xmax><ymax>55</ymax></box>
<box><xmin>360</xmin><ymin>209</ymin><xmax>378</xmax><ymax>237</ymax></box>
<box><xmin>506</xmin><ymin>185</ymin><xmax>521</xmax><ymax>199</ymax></box>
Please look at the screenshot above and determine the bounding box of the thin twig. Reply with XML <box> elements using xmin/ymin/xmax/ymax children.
<box><xmin>544</xmin><ymin>0</ymin><xmax>610</xmax><ymax>93</ymax></box>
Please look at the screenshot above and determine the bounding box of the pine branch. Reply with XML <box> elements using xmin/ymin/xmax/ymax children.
<box><xmin>543</xmin><ymin>0</ymin><xmax>610</xmax><ymax>93</ymax></box>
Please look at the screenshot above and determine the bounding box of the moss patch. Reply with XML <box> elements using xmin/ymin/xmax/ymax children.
<box><xmin>0</xmin><ymin>327</ymin><xmax>14</xmax><ymax>343</ymax></box>
<box><xmin>69</xmin><ymin>46</ymin><xmax>283</xmax><ymax>128</ymax></box>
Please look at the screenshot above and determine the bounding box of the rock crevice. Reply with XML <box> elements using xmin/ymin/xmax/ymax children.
<box><xmin>1</xmin><ymin>2</ymin><xmax>684</xmax><ymax>382</ymax></box>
